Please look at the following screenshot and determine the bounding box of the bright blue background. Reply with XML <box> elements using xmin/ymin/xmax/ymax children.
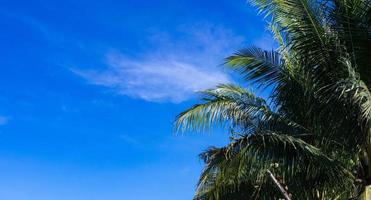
<box><xmin>0</xmin><ymin>1</ymin><xmax>270</xmax><ymax>199</ymax></box>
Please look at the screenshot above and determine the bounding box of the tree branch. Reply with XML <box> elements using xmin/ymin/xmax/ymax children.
<box><xmin>267</xmin><ymin>169</ymin><xmax>292</xmax><ymax>200</ymax></box>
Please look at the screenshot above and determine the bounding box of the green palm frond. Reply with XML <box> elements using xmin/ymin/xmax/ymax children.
<box><xmin>174</xmin><ymin>84</ymin><xmax>271</xmax><ymax>133</ymax></box>
<box><xmin>331</xmin><ymin>0</ymin><xmax>371</xmax><ymax>85</ymax></box>
<box><xmin>175</xmin><ymin>84</ymin><xmax>307</xmax><ymax>136</ymax></box>
<box><xmin>195</xmin><ymin>132</ymin><xmax>354</xmax><ymax>200</ymax></box>
<box><xmin>251</xmin><ymin>0</ymin><xmax>330</xmax><ymax>64</ymax></box>
<box><xmin>225</xmin><ymin>47</ymin><xmax>283</xmax><ymax>88</ymax></box>
<box><xmin>314</xmin><ymin>57</ymin><xmax>371</xmax><ymax>149</ymax></box>
<box><xmin>175</xmin><ymin>0</ymin><xmax>371</xmax><ymax>199</ymax></box>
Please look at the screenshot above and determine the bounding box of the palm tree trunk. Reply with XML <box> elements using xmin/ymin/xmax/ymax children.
<box><xmin>366</xmin><ymin>147</ymin><xmax>371</xmax><ymax>182</ymax></box>
<box><xmin>358</xmin><ymin>185</ymin><xmax>371</xmax><ymax>200</ymax></box>
<box><xmin>359</xmin><ymin>136</ymin><xmax>371</xmax><ymax>199</ymax></box>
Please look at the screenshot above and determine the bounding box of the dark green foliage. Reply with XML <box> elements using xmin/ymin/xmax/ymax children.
<box><xmin>175</xmin><ymin>0</ymin><xmax>371</xmax><ymax>199</ymax></box>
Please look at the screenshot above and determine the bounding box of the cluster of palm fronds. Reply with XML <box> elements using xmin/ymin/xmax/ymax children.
<box><xmin>175</xmin><ymin>0</ymin><xmax>371</xmax><ymax>199</ymax></box>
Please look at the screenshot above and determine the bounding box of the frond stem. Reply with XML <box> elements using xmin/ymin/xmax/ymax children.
<box><xmin>266</xmin><ymin>169</ymin><xmax>292</xmax><ymax>200</ymax></box>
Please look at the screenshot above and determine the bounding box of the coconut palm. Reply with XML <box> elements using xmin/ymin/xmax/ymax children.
<box><xmin>175</xmin><ymin>0</ymin><xmax>371</xmax><ymax>199</ymax></box>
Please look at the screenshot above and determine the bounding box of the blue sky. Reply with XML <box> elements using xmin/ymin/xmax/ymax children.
<box><xmin>0</xmin><ymin>1</ymin><xmax>273</xmax><ymax>199</ymax></box>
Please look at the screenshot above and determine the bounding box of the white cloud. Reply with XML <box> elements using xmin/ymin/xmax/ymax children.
<box><xmin>73</xmin><ymin>55</ymin><xmax>230</xmax><ymax>103</ymax></box>
<box><xmin>119</xmin><ymin>134</ymin><xmax>140</xmax><ymax>145</ymax></box>
<box><xmin>73</xmin><ymin>23</ymin><xmax>245</xmax><ymax>103</ymax></box>
<box><xmin>252</xmin><ymin>32</ymin><xmax>278</xmax><ymax>50</ymax></box>
<box><xmin>0</xmin><ymin>116</ymin><xmax>9</xmax><ymax>126</ymax></box>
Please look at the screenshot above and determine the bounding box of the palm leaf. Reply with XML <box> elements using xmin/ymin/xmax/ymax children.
<box><xmin>195</xmin><ymin>132</ymin><xmax>354</xmax><ymax>200</ymax></box>
<box><xmin>225</xmin><ymin>47</ymin><xmax>283</xmax><ymax>88</ymax></box>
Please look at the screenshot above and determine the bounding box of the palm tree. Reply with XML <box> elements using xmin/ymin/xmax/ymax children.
<box><xmin>175</xmin><ymin>0</ymin><xmax>371</xmax><ymax>199</ymax></box>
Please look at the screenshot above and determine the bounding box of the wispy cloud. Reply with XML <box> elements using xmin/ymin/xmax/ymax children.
<box><xmin>0</xmin><ymin>116</ymin><xmax>9</xmax><ymax>126</ymax></box>
<box><xmin>252</xmin><ymin>32</ymin><xmax>278</xmax><ymax>50</ymax></box>
<box><xmin>73</xmin><ymin>23</ymin><xmax>245</xmax><ymax>103</ymax></box>
<box><xmin>119</xmin><ymin>134</ymin><xmax>140</xmax><ymax>146</ymax></box>
<box><xmin>73</xmin><ymin>54</ymin><xmax>230</xmax><ymax>103</ymax></box>
<box><xmin>0</xmin><ymin>10</ymin><xmax>61</xmax><ymax>44</ymax></box>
